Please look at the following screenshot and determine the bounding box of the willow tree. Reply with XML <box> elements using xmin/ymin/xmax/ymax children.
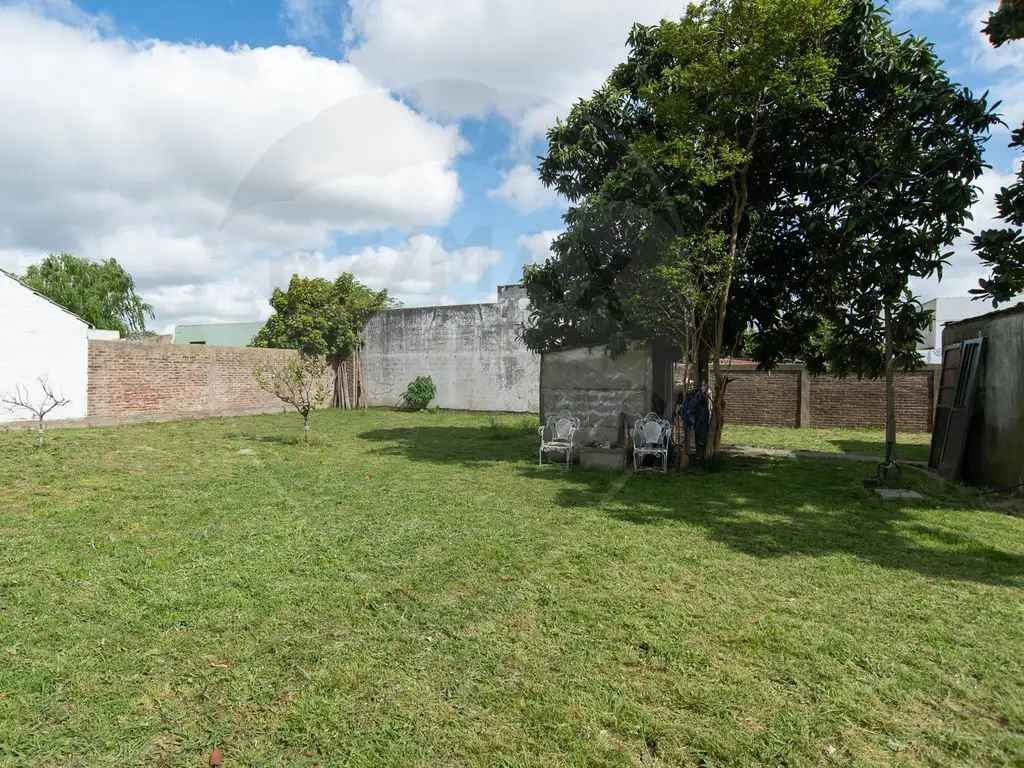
<box><xmin>251</xmin><ymin>274</ymin><xmax>395</xmax><ymax>408</ymax></box>
<box><xmin>21</xmin><ymin>253</ymin><xmax>153</xmax><ymax>336</ymax></box>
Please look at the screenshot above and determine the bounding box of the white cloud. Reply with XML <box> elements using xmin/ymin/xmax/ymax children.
<box><xmin>135</xmin><ymin>233</ymin><xmax>504</xmax><ymax>329</ymax></box>
<box><xmin>343</xmin><ymin>0</ymin><xmax>688</xmax><ymax>142</ymax></box>
<box><xmin>895</xmin><ymin>0</ymin><xmax>948</xmax><ymax>12</ymax></box>
<box><xmin>955</xmin><ymin>1</ymin><xmax>1024</xmax><ymax>145</ymax></box>
<box><xmin>334</xmin><ymin>234</ymin><xmax>503</xmax><ymax>296</ymax></box>
<box><xmin>488</xmin><ymin>165</ymin><xmax>562</xmax><ymax>213</ymax></box>
<box><xmin>517</xmin><ymin>230</ymin><xmax>561</xmax><ymax>265</ymax></box>
<box><xmin>0</xmin><ymin>3</ymin><xmax>467</xmax><ymax>327</ymax></box>
<box><xmin>911</xmin><ymin>168</ymin><xmax>1013</xmax><ymax>300</ymax></box>
<box><xmin>281</xmin><ymin>0</ymin><xmax>332</xmax><ymax>40</ymax></box>
<box><xmin>145</xmin><ymin>281</ymin><xmax>272</xmax><ymax>329</ymax></box>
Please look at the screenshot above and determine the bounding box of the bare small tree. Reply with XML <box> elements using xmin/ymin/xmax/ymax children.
<box><xmin>1</xmin><ymin>376</ymin><xmax>71</xmax><ymax>447</ymax></box>
<box><xmin>252</xmin><ymin>355</ymin><xmax>331</xmax><ymax>444</ymax></box>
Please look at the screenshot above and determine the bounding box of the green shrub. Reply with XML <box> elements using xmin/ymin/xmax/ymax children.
<box><xmin>402</xmin><ymin>376</ymin><xmax>437</xmax><ymax>408</ymax></box>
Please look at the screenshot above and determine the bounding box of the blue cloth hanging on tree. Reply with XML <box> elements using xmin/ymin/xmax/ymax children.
<box><xmin>680</xmin><ymin>387</ymin><xmax>711</xmax><ymax>462</ymax></box>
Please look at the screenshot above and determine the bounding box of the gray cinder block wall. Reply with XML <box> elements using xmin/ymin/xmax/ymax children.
<box><xmin>943</xmin><ymin>305</ymin><xmax>1024</xmax><ymax>493</ymax></box>
<box><xmin>540</xmin><ymin>345</ymin><xmax>653</xmax><ymax>446</ymax></box>
<box><xmin>361</xmin><ymin>285</ymin><xmax>540</xmax><ymax>412</ymax></box>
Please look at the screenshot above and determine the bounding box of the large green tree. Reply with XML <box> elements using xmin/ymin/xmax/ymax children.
<box><xmin>527</xmin><ymin>0</ymin><xmax>842</xmax><ymax>455</ymax></box>
<box><xmin>758</xmin><ymin>0</ymin><xmax>997</xmax><ymax>467</ymax></box>
<box><xmin>21</xmin><ymin>253</ymin><xmax>153</xmax><ymax>336</ymax></box>
<box><xmin>251</xmin><ymin>274</ymin><xmax>394</xmax><ymax>408</ymax></box>
<box><xmin>971</xmin><ymin>1</ymin><xmax>1024</xmax><ymax>306</ymax></box>
<box><xmin>251</xmin><ymin>274</ymin><xmax>393</xmax><ymax>356</ymax></box>
<box><xmin>523</xmin><ymin>0</ymin><xmax>997</xmax><ymax>459</ymax></box>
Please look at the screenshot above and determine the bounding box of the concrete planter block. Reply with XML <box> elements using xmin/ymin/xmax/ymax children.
<box><xmin>580</xmin><ymin>447</ymin><xmax>625</xmax><ymax>471</ymax></box>
<box><xmin>875</xmin><ymin>489</ymin><xmax>925</xmax><ymax>500</ymax></box>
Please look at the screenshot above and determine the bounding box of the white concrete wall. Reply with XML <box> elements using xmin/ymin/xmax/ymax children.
<box><xmin>920</xmin><ymin>296</ymin><xmax>1022</xmax><ymax>356</ymax></box>
<box><xmin>87</xmin><ymin>329</ymin><xmax>120</xmax><ymax>341</ymax></box>
<box><xmin>362</xmin><ymin>287</ymin><xmax>540</xmax><ymax>412</ymax></box>
<box><xmin>0</xmin><ymin>274</ymin><xmax>89</xmax><ymax>423</ymax></box>
<box><xmin>919</xmin><ymin>299</ymin><xmax>939</xmax><ymax>350</ymax></box>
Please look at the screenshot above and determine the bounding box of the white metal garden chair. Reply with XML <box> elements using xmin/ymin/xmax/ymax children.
<box><xmin>632</xmin><ymin>412</ymin><xmax>671</xmax><ymax>473</ymax></box>
<box><xmin>539</xmin><ymin>410</ymin><xmax>581</xmax><ymax>468</ymax></box>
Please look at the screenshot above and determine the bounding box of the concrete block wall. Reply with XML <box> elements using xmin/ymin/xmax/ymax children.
<box><xmin>541</xmin><ymin>346</ymin><xmax>652</xmax><ymax>446</ymax></box>
<box><xmin>718</xmin><ymin>364</ymin><xmax>937</xmax><ymax>432</ymax></box>
<box><xmin>361</xmin><ymin>286</ymin><xmax>540</xmax><ymax>412</ymax></box>
<box><xmin>86</xmin><ymin>341</ymin><xmax>333</xmax><ymax>426</ymax></box>
<box><xmin>944</xmin><ymin>306</ymin><xmax>1024</xmax><ymax>492</ymax></box>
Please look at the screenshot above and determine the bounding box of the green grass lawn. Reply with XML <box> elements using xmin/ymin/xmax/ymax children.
<box><xmin>722</xmin><ymin>425</ymin><xmax>933</xmax><ymax>463</ymax></box>
<box><xmin>1</xmin><ymin>410</ymin><xmax>1021</xmax><ymax>767</ymax></box>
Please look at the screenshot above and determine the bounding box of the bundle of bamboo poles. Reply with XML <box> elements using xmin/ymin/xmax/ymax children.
<box><xmin>335</xmin><ymin>346</ymin><xmax>369</xmax><ymax>409</ymax></box>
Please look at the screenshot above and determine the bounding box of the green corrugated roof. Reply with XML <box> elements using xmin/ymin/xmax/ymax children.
<box><xmin>173</xmin><ymin>322</ymin><xmax>266</xmax><ymax>347</ymax></box>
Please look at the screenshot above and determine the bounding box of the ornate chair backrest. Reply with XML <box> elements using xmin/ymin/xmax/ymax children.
<box><xmin>548</xmin><ymin>411</ymin><xmax>579</xmax><ymax>441</ymax></box>
<box><xmin>643</xmin><ymin>420</ymin><xmax>665</xmax><ymax>446</ymax></box>
<box><xmin>635</xmin><ymin>413</ymin><xmax>668</xmax><ymax>447</ymax></box>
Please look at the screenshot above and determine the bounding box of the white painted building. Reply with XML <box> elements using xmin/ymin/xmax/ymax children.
<box><xmin>0</xmin><ymin>270</ymin><xmax>90</xmax><ymax>423</ymax></box>
<box><xmin>918</xmin><ymin>296</ymin><xmax>1023</xmax><ymax>364</ymax></box>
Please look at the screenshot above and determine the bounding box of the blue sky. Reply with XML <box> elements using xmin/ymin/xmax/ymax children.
<box><xmin>0</xmin><ymin>0</ymin><xmax>1020</xmax><ymax>330</ymax></box>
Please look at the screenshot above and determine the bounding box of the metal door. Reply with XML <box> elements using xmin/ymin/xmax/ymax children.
<box><xmin>928</xmin><ymin>336</ymin><xmax>984</xmax><ymax>480</ymax></box>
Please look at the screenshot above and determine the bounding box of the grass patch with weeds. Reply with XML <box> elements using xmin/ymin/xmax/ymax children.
<box><xmin>0</xmin><ymin>410</ymin><xmax>1020</xmax><ymax>766</ymax></box>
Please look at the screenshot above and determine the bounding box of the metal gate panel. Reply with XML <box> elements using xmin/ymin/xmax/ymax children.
<box><xmin>928</xmin><ymin>336</ymin><xmax>984</xmax><ymax>480</ymax></box>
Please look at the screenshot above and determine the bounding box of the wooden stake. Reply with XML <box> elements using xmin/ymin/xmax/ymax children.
<box><xmin>340</xmin><ymin>360</ymin><xmax>350</xmax><ymax>410</ymax></box>
<box><xmin>359</xmin><ymin>347</ymin><xmax>369</xmax><ymax>408</ymax></box>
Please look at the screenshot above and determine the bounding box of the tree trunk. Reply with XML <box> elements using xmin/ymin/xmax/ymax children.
<box><xmin>707</xmin><ymin>168</ymin><xmax>748</xmax><ymax>459</ymax></box>
<box><xmin>696</xmin><ymin>342</ymin><xmax>710</xmax><ymax>388</ymax></box>
<box><xmin>37</xmin><ymin>417</ymin><xmax>44</xmax><ymax>448</ymax></box>
<box><xmin>708</xmin><ymin>377</ymin><xmax>730</xmax><ymax>459</ymax></box>
<box><xmin>883</xmin><ymin>303</ymin><xmax>897</xmax><ymax>465</ymax></box>
<box><xmin>304</xmin><ymin>413</ymin><xmax>310</xmax><ymax>445</ymax></box>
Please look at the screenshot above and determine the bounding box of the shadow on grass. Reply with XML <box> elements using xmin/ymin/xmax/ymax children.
<box><xmin>519</xmin><ymin>455</ymin><xmax>1024</xmax><ymax>588</ymax></box>
<box><xmin>357</xmin><ymin>426</ymin><xmax>536</xmax><ymax>464</ymax></box>
<box><xmin>352</xmin><ymin>424</ymin><xmax>1020</xmax><ymax>587</ymax></box>
<box><xmin>826</xmin><ymin>439</ymin><xmax>931</xmax><ymax>463</ymax></box>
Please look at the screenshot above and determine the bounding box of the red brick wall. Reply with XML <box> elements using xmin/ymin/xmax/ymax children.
<box><xmin>86</xmin><ymin>342</ymin><xmax>337</xmax><ymax>426</ymax></box>
<box><xmin>727</xmin><ymin>370</ymin><xmax>801</xmax><ymax>427</ymax></box>
<box><xmin>809</xmin><ymin>372</ymin><xmax>934</xmax><ymax>432</ymax></box>
<box><xmin>681</xmin><ymin>364</ymin><xmax>937</xmax><ymax>432</ymax></box>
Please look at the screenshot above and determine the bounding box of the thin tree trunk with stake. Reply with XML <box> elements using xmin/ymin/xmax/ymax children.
<box><xmin>0</xmin><ymin>376</ymin><xmax>70</xmax><ymax>448</ymax></box>
<box><xmin>883</xmin><ymin>303</ymin><xmax>897</xmax><ymax>472</ymax></box>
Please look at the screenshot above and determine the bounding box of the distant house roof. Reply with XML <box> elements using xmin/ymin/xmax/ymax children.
<box><xmin>0</xmin><ymin>268</ymin><xmax>91</xmax><ymax>327</ymax></box>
